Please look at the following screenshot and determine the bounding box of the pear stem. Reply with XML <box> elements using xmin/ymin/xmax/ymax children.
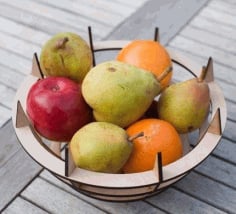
<box><xmin>198</xmin><ymin>66</ymin><xmax>207</xmax><ymax>82</ymax></box>
<box><xmin>128</xmin><ymin>132</ymin><xmax>144</xmax><ymax>142</ymax></box>
<box><xmin>157</xmin><ymin>66</ymin><xmax>172</xmax><ymax>82</ymax></box>
<box><xmin>55</xmin><ymin>37</ymin><xmax>69</xmax><ymax>49</ymax></box>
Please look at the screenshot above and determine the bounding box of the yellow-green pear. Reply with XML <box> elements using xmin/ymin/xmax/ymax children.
<box><xmin>40</xmin><ymin>32</ymin><xmax>92</xmax><ymax>83</ymax></box>
<box><xmin>157</xmin><ymin>68</ymin><xmax>210</xmax><ymax>133</ymax></box>
<box><xmin>69</xmin><ymin>122</ymin><xmax>136</xmax><ymax>173</ymax></box>
<box><xmin>82</xmin><ymin>60</ymin><xmax>164</xmax><ymax>128</ymax></box>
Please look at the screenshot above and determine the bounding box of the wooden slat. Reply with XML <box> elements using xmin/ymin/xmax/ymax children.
<box><xmin>0</xmin><ymin>3</ymin><xmax>87</xmax><ymax>39</ymax></box>
<box><xmin>195</xmin><ymin>155</ymin><xmax>236</xmax><ymax>189</ymax></box>
<box><xmin>2</xmin><ymin>197</ymin><xmax>48</xmax><ymax>214</ymax></box>
<box><xmin>73</xmin><ymin>0</ymin><xmax>135</xmax><ymax>16</ymax></box>
<box><xmin>0</xmin><ymin>120</ymin><xmax>20</xmax><ymax>168</ymax></box>
<box><xmin>21</xmin><ymin>178</ymin><xmax>107</xmax><ymax>214</ymax></box>
<box><xmin>0</xmin><ymin>106</ymin><xmax>11</xmax><ymax>127</ymax></box>
<box><xmin>0</xmin><ymin>84</ymin><xmax>15</xmax><ymax>109</ymax></box>
<box><xmin>169</xmin><ymin>36</ymin><xmax>236</xmax><ymax>70</ymax></box>
<box><xmin>200</xmin><ymin>6</ymin><xmax>236</xmax><ymax>27</ymax></box>
<box><xmin>0</xmin><ymin>148</ymin><xmax>42</xmax><ymax>211</ymax></box>
<box><xmin>223</xmin><ymin>120</ymin><xmax>236</xmax><ymax>142</ymax></box>
<box><xmin>0</xmin><ymin>49</ymin><xmax>31</xmax><ymax>75</ymax></box>
<box><xmin>37</xmin><ymin>0</ymin><xmax>122</xmax><ymax>27</ymax></box>
<box><xmin>112</xmin><ymin>0</ymin><xmax>147</xmax><ymax>7</ymax></box>
<box><xmin>0</xmin><ymin>31</ymin><xmax>41</xmax><ymax>59</ymax></box>
<box><xmin>179</xmin><ymin>26</ymin><xmax>236</xmax><ymax>54</ymax></box>
<box><xmin>107</xmin><ymin>0</ymin><xmax>208</xmax><ymax>45</ymax></box>
<box><xmin>224</xmin><ymin>102</ymin><xmax>236</xmax><ymax>122</ymax></box>
<box><xmin>190</xmin><ymin>16</ymin><xmax>236</xmax><ymax>41</ymax></box>
<box><xmin>146</xmin><ymin>187</ymin><xmax>226</xmax><ymax>214</ymax></box>
<box><xmin>0</xmin><ymin>121</ymin><xmax>42</xmax><ymax>211</ymax></box>
<box><xmin>0</xmin><ymin>64</ymin><xmax>25</xmax><ymax>90</ymax></box>
<box><xmin>0</xmin><ymin>16</ymin><xmax>51</xmax><ymax>45</ymax></box>
<box><xmin>40</xmin><ymin>170</ymin><xmax>165</xmax><ymax>214</ymax></box>
<box><xmin>213</xmin><ymin>138</ymin><xmax>236</xmax><ymax>164</ymax></box>
<box><xmin>174</xmin><ymin>172</ymin><xmax>236</xmax><ymax>214</ymax></box>
<box><xmin>3</xmin><ymin>0</ymin><xmax>108</xmax><ymax>39</ymax></box>
<box><xmin>209</xmin><ymin>0</ymin><xmax>236</xmax><ymax>15</ymax></box>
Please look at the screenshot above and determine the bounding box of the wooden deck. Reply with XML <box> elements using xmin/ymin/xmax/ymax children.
<box><xmin>1</xmin><ymin>0</ymin><xmax>236</xmax><ymax>213</ymax></box>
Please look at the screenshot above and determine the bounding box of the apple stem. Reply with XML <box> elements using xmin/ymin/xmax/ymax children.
<box><xmin>198</xmin><ymin>66</ymin><xmax>207</xmax><ymax>82</ymax></box>
<box><xmin>55</xmin><ymin>37</ymin><xmax>69</xmax><ymax>49</ymax></box>
<box><xmin>157</xmin><ymin>66</ymin><xmax>172</xmax><ymax>82</ymax></box>
<box><xmin>128</xmin><ymin>132</ymin><xmax>144</xmax><ymax>142</ymax></box>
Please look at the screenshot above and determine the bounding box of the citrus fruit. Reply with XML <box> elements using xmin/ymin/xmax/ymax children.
<box><xmin>122</xmin><ymin>118</ymin><xmax>183</xmax><ymax>173</ymax></box>
<box><xmin>117</xmin><ymin>40</ymin><xmax>172</xmax><ymax>89</ymax></box>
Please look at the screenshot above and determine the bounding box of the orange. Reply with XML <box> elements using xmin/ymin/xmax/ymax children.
<box><xmin>117</xmin><ymin>40</ymin><xmax>172</xmax><ymax>89</ymax></box>
<box><xmin>122</xmin><ymin>118</ymin><xmax>183</xmax><ymax>173</ymax></box>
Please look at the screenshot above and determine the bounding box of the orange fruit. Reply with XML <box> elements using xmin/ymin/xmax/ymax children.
<box><xmin>122</xmin><ymin>118</ymin><xmax>183</xmax><ymax>173</ymax></box>
<box><xmin>117</xmin><ymin>40</ymin><xmax>172</xmax><ymax>89</ymax></box>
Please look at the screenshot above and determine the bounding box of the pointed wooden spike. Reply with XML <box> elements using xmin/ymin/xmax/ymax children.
<box><xmin>31</xmin><ymin>53</ymin><xmax>44</xmax><ymax>79</ymax></box>
<box><xmin>154</xmin><ymin>27</ymin><xmax>160</xmax><ymax>42</ymax></box>
<box><xmin>16</xmin><ymin>101</ymin><xmax>29</xmax><ymax>128</ymax></box>
<box><xmin>153</xmin><ymin>152</ymin><xmax>163</xmax><ymax>182</ymax></box>
<box><xmin>65</xmin><ymin>145</ymin><xmax>76</xmax><ymax>177</ymax></box>
<box><xmin>208</xmin><ymin>108</ymin><xmax>222</xmax><ymax>135</ymax></box>
<box><xmin>204</xmin><ymin>57</ymin><xmax>214</xmax><ymax>83</ymax></box>
<box><xmin>50</xmin><ymin>141</ymin><xmax>62</xmax><ymax>158</ymax></box>
<box><xmin>88</xmin><ymin>26</ymin><xmax>96</xmax><ymax>66</ymax></box>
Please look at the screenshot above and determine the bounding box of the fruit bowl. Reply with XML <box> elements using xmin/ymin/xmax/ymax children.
<box><xmin>12</xmin><ymin>29</ymin><xmax>226</xmax><ymax>202</ymax></box>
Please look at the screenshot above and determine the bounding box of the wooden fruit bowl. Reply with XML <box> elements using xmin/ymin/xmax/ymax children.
<box><xmin>12</xmin><ymin>34</ymin><xmax>226</xmax><ymax>202</ymax></box>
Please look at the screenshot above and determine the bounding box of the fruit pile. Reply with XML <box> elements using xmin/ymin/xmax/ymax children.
<box><xmin>26</xmin><ymin>32</ymin><xmax>210</xmax><ymax>174</ymax></box>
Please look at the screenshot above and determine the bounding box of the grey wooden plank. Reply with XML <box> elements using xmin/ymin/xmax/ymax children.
<box><xmin>0</xmin><ymin>121</ymin><xmax>42</xmax><ymax>211</ymax></box>
<box><xmin>2</xmin><ymin>197</ymin><xmax>48</xmax><ymax>214</ymax></box>
<box><xmin>21</xmin><ymin>178</ymin><xmax>106</xmax><ymax>214</ymax></box>
<box><xmin>223</xmin><ymin>120</ymin><xmax>236</xmax><ymax>142</ymax></box>
<box><xmin>174</xmin><ymin>172</ymin><xmax>236</xmax><ymax>214</ymax></box>
<box><xmin>179</xmin><ymin>25</ymin><xmax>236</xmax><ymax>54</ymax></box>
<box><xmin>0</xmin><ymin>84</ymin><xmax>16</xmax><ymax>109</ymax></box>
<box><xmin>213</xmin><ymin>138</ymin><xmax>236</xmax><ymax>164</ymax></box>
<box><xmin>225</xmin><ymin>102</ymin><xmax>236</xmax><ymax>123</ymax></box>
<box><xmin>0</xmin><ymin>120</ymin><xmax>20</xmax><ymax>168</ymax></box>
<box><xmin>0</xmin><ymin>106</ymin><xmax>11</xmax><ymax>127</ymax></box>
<box><xmin>223</xmin><ymin>0</ymin><xmax>236</xmax><ymax>4</ymax></box>
<box><xmin>0</xmin><ymin>31</ymin><xmax>41</xmax><ymax>60</ymax></box>
<box><xmin>40</xmin><ymin>170</ymin><xmax>165</xmax><ymax>214</ymax></box>
<box><xmin>3</xmin><ymin>0</ymin><xmax>108</xmax><ymax>39</ymax></box>
<box><xmin>105</xmin><ymin>0</ymin><xmax>208</xmax><ymax>45</ymax></box>
<box><xmin>0</xmin><ymin>147</ymin><xmax>42</xmax><ymax>211</ymax></box>
<box><xmin>0</xmin><ymin>64</ymin><xmax>25</xmax><ymax>90</ymax></box>
<box><xmin>74</xmin><ymin>0</ymin><xmax>135</xmax><ymax>16</ymax></box>
<box><xmin>0</xmin><ymin>16</ymin><xmax>51</xmax><ymax>45</ymax></box>
<box><xmin>209</xmin><ymin>0</ymin><xmax>236</xmax><ymax>15</ymax></box>
<box><xmin>169</xmin><ymin>36</ymin><xmax>236</xmax><ymax>70</ymax></box>
<box><xmin>113</xmin><ymin>0</ymin><xmax>146</xmax><ymax>7</ymax></box>
<box><xmin>195</xmin><ymin>155</ymin><xmax>236</xmax><ymax>189</ymax></box>
<box><xmin>200</xmin><ymin>6</ymin><xmax>236</xmax><ymax>27</ymax></box>
<box><xmin>0</xmin><ymin>3</ymin><xmax>88</xmax><ymax>39</ymax></box>
<box><xmin>36</xmin><ymin>0</ymin><xmax>123</xmax><ymax>27</ymax></box>
<box><xmin>190</xmin><ymin>15</ymin><xmax>236</xmax><ymax>41</ymax></box>
<box><xmin>0</xmin><ymin>49</ymin><xmax>31</xmax><ymax>75</ymax></box>
<box><xmin>146</xmin><ymin>187</ymin><xmax>226</xmax><ymax>214</ymax></box>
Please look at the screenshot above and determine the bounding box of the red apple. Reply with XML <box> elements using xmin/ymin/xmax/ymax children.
<box><xmin>26</xmin><ymin>76</ymin><xmax>92</xmax><ymax>142</ymax></box>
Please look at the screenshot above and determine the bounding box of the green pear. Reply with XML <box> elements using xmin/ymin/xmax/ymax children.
<box><xmin>40</xmin><ymin>32</ymin><xmax>92</xmax><ymax>83</ymax></box>
<box><xmin>82</xmin><ymin>60</ymin><xmax>164</xmax><ymax>128</ymax></box>
<box><xmin>69</xmin><ymin>122</ymin><xmax>137</xmax><ymax>173</ymax></box>
<box><xmin>157</xmin><ymin>68</ymin><xmax>210</xmax><ymax>133</ymax></box>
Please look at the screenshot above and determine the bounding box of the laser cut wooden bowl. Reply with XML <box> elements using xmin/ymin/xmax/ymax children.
<box><xmin>12</xmin><ymin>28</ymin><xmax>227</xmax><ymax>202</ymax></box>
